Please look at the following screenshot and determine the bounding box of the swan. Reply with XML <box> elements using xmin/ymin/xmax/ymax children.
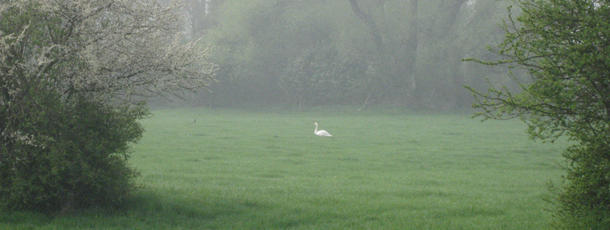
<box><xmin>314</xmin><ymin>121</ymin><xmax>332</xmax><ymax>137</ymax></box>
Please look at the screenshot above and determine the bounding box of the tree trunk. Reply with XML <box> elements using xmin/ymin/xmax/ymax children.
<box><xmin>347</xmin><ymin>0</ymin><xmax>383</xmax><ymax>51</ymax></box>
<box><xmin>443</xmin><ymin>0</ymin><xmax>468</xmax><ymax>108</ymax></box>
<box><xmin>404</xmin><ymin>0</ymin><xmax>418</xmax><ymax>106</ymax></box>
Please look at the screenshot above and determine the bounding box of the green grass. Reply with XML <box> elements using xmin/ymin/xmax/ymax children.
<box><xmin>1</xmin><ymin>108</ymin><xmax>566</xmax><ymax>229</ymax></box>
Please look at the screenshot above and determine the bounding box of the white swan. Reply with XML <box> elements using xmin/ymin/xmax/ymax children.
<box><xmin>314</xmin><ymin>121</ymin><xmax>332</xmax><ymax>137</ymax></box>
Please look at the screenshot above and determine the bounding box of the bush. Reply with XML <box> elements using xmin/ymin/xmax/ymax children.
<box><xmin>467</xmin><ymin>0</ymin><xmax>609</xmax><ymax>227</ymax></box>
<box><xmin>554</xmin><ymin>142</ymin><xmax>610</xmax><ymax>229</ymax></box>
<box><xmin>0</xmin><ymin>87</ymin><xmax>147</xmax><ymax>213</ymax></box>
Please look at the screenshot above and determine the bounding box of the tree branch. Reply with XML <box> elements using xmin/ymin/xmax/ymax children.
<box><xmin>347</xmin><ymin>0</ymin><xmax>383</xmax><ymax>51</ymax></box>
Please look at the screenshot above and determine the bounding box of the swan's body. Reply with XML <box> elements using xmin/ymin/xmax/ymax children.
<box><xmin>314</xmin><ymin>122</ymin><xmax>332</xmax><ymax>137</ymax></box>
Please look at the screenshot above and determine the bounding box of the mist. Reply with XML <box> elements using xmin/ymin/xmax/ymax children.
<box><xmin>4</xmin><ymin>0</ymin><xmax>591</xmax><ymax>227</ymax></box>
<box><xmin>154</xmin><ymin>0</ymin><xmax>519</xmax><ymax>111</ymax></box>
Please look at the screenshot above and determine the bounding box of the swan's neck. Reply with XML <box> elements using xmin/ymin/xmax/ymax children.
<box><xmin>314</xmin><ymin>124</ymin><xmax>318</xmax><ymax>133</ymax></box>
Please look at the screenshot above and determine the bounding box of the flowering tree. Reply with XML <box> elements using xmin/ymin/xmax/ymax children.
<box><xmin>0</xmin><ymin>0</ymin><xmax>214</xmax><ymax>212</ymax></box>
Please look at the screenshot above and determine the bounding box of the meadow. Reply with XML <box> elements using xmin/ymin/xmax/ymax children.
<box><xmin>0</xmin><ymin>108</ymin><xmax>566</xmax><ymax>229</ymax></box>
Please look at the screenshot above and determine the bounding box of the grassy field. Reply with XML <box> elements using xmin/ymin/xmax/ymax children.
<box><xmin>1</xmin><ymin>108</ymin><xmax>566</xmax><ymax>229</ymax></box>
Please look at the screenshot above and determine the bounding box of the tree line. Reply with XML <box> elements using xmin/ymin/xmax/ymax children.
<box><xmin>185</xmin><ymin>0</ymin><xmax>515</xmax><ymax>110</ymax></box>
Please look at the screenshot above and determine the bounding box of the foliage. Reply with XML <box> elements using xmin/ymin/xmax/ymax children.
<box><xmin>199</xmin><ymin>0</ymin><xmax>509</xmax><ymax>110</ymax></box>
<box><xmin>0</xmin><ymin>0</ymin><xmax>213</xmax><ymax>212</ymax></box>
<box><xmin>466</xmin><ymin>0</ymin><xmax>609</xmax><ymax>228</ymax></box>
<box><xmin>0</xmin><ymin>0</ymin><xmax>215</xmax><ymax>102</ymax></box>
<box><xmin>0</xmin><ymin>88</ymin><xmax>146</xmax><ymax>212</ymax></box>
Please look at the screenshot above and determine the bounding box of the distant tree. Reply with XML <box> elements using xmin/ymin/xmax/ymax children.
<box><xmin>0</xmin><ymin>0</ymin><xmax>214</xmax><ymax>212</ymax></box>
<box><xmin>467</xmin><ymin>0</ymin><xmax>609</xmax><ymax>228</ymax></box>
<box><xmin>201</xmin><ymin>0</ymin><xmax>506</xmax><ymax>110</ymax></box>
<box><xmin>185</xmin><ymin>0</ymin><xmax>224</xmax><ymax>37</ymax></box>
<box><xmin>347</xmin><ymin>0</ymin><xmax>420</xmax><ymax>107</ymax></box>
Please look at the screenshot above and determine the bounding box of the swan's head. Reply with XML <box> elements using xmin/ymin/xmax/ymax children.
<box><xmin>314</xmin><ymin>121</ymin><xmax>318</xmax><ymax>126</ymax></box>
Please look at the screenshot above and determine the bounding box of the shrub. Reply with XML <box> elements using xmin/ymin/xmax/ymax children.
<box><xmin>554</xmin><ymin>142</ymin><xmax>610</xmax><ymax>229</ymax></box>
<box><xmin>0</xmin><ymin>87</ymin><xmax>147</xmax><ymax>213</ymax></box>
<box><xmin>467</xmin><ymin>0</ymin><xmax>609</xmax><ymax>227</ymax></box>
